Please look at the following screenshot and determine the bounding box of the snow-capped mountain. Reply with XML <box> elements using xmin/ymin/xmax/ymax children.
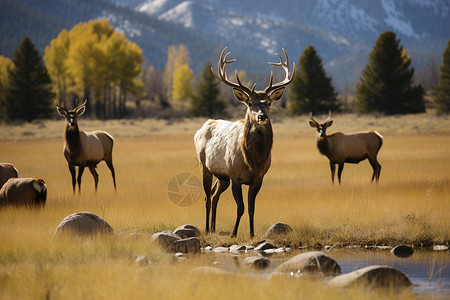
<box><xmin>130</xmin><ymin>0</ymin><xmax>449</xmax><ymax>88</ymax></box>
<box><xmin>3</xmin><ymin>0</ymin><xmax>448</xmax><ymax>90</ymax></box>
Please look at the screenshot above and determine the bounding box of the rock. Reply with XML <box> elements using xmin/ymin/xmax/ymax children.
<box><xmin>173</xmin><ymin>237</ymin><xmax>201</xmax><ymax>254</ymax></box>
<box><xmin>328</xmin><ymin>265</ymin><xmax>412</xmax><ymax>289</ymax></box>
<box><xmin>151</xmin><ymin>231</ymin><xmax>181</xmax><ymax>251</ymax></box>
<box><xmin>433</xmin><ymin>245</ymin><xmax>449</xmax><ymax>251</ymax></box>
<box><xmin>135</xmin><ymin>255</ymin><xmax>148</xmax><ymax>267</ymax></box>
<box><xmin>391</xmin><ymin>245</ymin><xmax>414</xmax><ymax>258</ymax></box>
<box><xmin>255</xmin><ymin>242</ymin><xmax>277</xmax><ymax>251</ymax></box>
<box><xmin>54</xmin><ymin>212</ymin><xmax>113</xmax><ymax>237</ymax></box>
<box><xmin>213</xmin><ymin>247</ymin><xmax>229</xmax><ymax>253</ymax></box>
<box><xmin>244</xmin><ymin>256</ymin><xmax>270</xmax><ymax>270</ymax></box>
<box><xmin>272</xmin><ymin>251</ymin><xmax>341</xmax><ymax>277</ymax></box>
<box><xmin>174</xmin><ymin>224</ymin><xmax>201</xmax><ymax>238</ymax></box>
<box><xmin>265</xmin><ymin>222</ymin><xmax>293</xmax><ymax>236</ymax></box>
<box><xmin>229</xmin><ymin>245</ymin><xmax>246</xmax><ymax>252</ymax></box>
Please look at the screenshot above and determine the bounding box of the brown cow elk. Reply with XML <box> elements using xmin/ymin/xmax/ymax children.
<box><xmin>309</xmin><ymin>112</ymin><xmax>383</xmax><ymax>184</ymax></box>
<box><xmin>0</xmin><ymin>178</ymin><xmax>47</xmax><ymax>207</ymax></box>
<box><xmin>56</xmin><ymin>100</ymin><xmax>116</xmax><ymax>193</ymax></box>
<box><xmin>194</xmin><ymin>47</ymin><xmax>295</xmax><ymax>237</ymax></box>
<box><xmin>0</xmin><ymin>163</ymin><xmax>18</xmax><ymax>188</ymax></box>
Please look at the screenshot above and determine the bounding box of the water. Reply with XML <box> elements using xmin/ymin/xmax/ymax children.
<box><xmin>204</xmin><ymin>249</ymin><xmax>450</xmax><ymax>298</ymax></box>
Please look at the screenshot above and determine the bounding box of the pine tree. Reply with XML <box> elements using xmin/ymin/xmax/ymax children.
<box><xmin>355</xmin><ymin>31</ymin><xmax>425</xmax><ymax>115</ymax></box>
<box><xmin>5</xmin><ymin>37</ymin><xmax>54</xmax><ymax>122</ymax></box>
<box><xmin>189</xmin><ymin>62</ymin><xmax>226</xmax><ymax>117</ymax></box>
<box><xmin>435</xmin><ymin>39</ymin><xmax>450</xmax><ymax>114</ymax></box>
<box><xmin>288</xmin><ymin>45</ymin><xmax>340</xmax><ymax>115</ymax></box>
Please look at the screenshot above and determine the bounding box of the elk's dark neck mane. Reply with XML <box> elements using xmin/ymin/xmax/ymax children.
<box><xmin>317</xmin><ymin>136</ymin><xmax>329</xmax><ymax>156</ymax></box>
<box><xmin>241</xmin><ymin>114</ymin><xmax>273</xmax><ymax>174</ymax></box>
<box><xmin>65</xmin><ymin>124</ymin><xmax>81</xmax><ymax>155</ymax></box>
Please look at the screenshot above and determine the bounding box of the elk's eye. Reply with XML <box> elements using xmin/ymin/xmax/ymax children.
<box><xmin>268</xmin><ymin>102</ymin><xmax>271</xmax><ymax>106</ymax></box>
<box><xmin>248</xmin><ymin>102</ymin><xmax>252</xmax><ymax>107</ymax></box>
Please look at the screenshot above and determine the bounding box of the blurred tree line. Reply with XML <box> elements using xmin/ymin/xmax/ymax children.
<box><xmin>1</xmin><ymin>25</ymin><xmax>450</xmax><ymax>123</ymax></box>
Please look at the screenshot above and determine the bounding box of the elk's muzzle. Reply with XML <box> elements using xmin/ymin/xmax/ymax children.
<box><xmin>257</xmin><ymin>114</ymin><xmax>268</xmax><ymax>124</ymax></box>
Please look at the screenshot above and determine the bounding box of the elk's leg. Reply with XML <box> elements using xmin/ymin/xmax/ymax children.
<box><xmin>106</xmin><ymin>160</ymin><xmax>116</xmax><ymax>190</ymax></box>
<box><xmin>211</xmin><ymin>179</ymin><xmax>230</xmax><ymax>233</ymax></box>
<box><xmin>337</xmin><ymin>163</ymin><xmax>344</xmax><ymax>184</ymax></box>
<box><xmin>369</xmin><ymin>158</ymin><xmax>381</xmax><ymax>183</ymax></box>
<box><xmin>329</xmin><ymin>162</ymin><xmax>336</xmax><ymax>184</ymax></box>
<box><xmin>202</xmin><ymin>168</ymin><xmax>213</xmax><ymax>233</ymax></box>
<box><xmin>231</xmin><ymin>180</ymin><xmax>244</xmax><ymax>238</ymax></box>
<box><xmin>69</xmin><ymin>164</ymin><xmax>76</xmax><ymax>193</ymax></box>
<box><xmin>89</xmin><ymin>166</ymin><xmax>99</xmax><ymax>192</ymax></box>
<box><xmin>248</xmin><ymin>179</ymin><xmax>263</xmax><ymax>238</ymax></box>
<box><xmin>77</xmin><ymin>166</ymin><xmax>85</xmax><ymax>193</ymax></box>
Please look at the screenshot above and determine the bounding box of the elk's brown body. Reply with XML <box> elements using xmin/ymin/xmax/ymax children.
<box><xmin>57</xmin><ymin>100</ymin><xmax>116</xmax><ymax>193</ymax></box>
<box><xmin>0</xmin><ymin>163</ymin><xmax>18</xmax><ymax>188</ymax></box>
<box><xmin>0</xmin><ymin>178</ymin><xmax>46</xmax><ymax>207</ymax></box>
<box><xmin>310</xmin><ymin>112</ymin><xmax>383</xmax><ymax>184</ymax></box>
<box><xmin>194</xmin><ymin>48</ymin><xmax>294</xmax><ymax>237</ymax></box>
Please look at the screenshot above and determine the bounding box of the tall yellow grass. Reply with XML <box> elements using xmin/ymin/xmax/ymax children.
<box><xmin>0</xmin><ymin>113</ymin><xmax>448</xmax><ymax>299</ymax></box>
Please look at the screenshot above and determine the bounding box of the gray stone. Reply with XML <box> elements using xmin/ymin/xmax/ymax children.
<box><xmin>54</xmin><ymin>212</ymin><xmax>113</xmax><ymax>237</ymax></box>
<box><xmin>174</xmin><ymin>224</ymin><xmax>201</xmax><ymax>238</ymax></box>
<box><xmin>151</xmin><ymin>231</ymin><xmax>181</xmax><ymax>251</ymax></box>
<box><xmin>244</xmin><ymin>256</ymin><xmax>271</xmax><ymax>270</ymax></box>
<box><xmin>391</xmin><ymin>245</ymin><xmax>414</xmax><ymax>258</ymax></box>
<box><xmin>328</xmin><ymin>265</ymin><xmax>412</xmax><ymax>289</ymax></box>
<box><xmin>433</xmin><ymin>245</ymin><xmax>449</xmax><ymax>251</ymax></box>
<box><xmin>265</xmin><ymin>222</ymin><xmax>293</xmax><ymax>236</ymax></box>
<box><xmin>229</xmin><ymin>245</ymin><xmax>246</xmax><ymax>252</ymax></box>
<box><xmin>272</xmin><ymin>251</ymin><xmax>341</xmax><ymax>277</ymax></box>
<box><xmin>213</xmin><ymin>246</ymin><xmax>229</xmax><ymax>253</ymax></box>
<box><xmin>255</xmin><ymin>242</ymin><xmax>277</xmax><ymax>251</ymax></box>
<box><xmin>173</xmin><ymin>237</ymin><xmax>201</xmax><ymax>254</ymax></box>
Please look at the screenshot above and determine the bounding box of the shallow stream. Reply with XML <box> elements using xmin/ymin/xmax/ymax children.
<box><xmin>202</xmin><ymin>249</ymin><xmax>449</xmax><ymax>298</ymax></box>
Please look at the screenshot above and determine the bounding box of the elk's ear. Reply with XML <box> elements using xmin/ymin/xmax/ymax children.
<box><xmin>325</xmin><ymin>120</ymin><xmax>333</xmax><ymax>128</ymax></box>
<box><xmin>268</xmin><ymin>87</ymin><xmax>285</xmax><ymax>102</ymax></box>
<box><xmin>75</xmin><ymin>105</ymin><xmax>86</xmax><ymax>116</ymax></box>
<box><xmin>309</xmin><ymin>121</ymin><xmax>319</xmax><ymax>128</ymax></box>
<box><xmin>56</xmin><ymin>105</ymin><xmax>67</xmax><ymax>117</ymax></box>
<box><xmin>232</xmin><ymin>88</ymin><xmax>249</xmax><ymax>103</ymax></box>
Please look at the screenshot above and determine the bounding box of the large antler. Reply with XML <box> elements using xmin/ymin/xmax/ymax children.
<box><xmin>264</xmin><ymin>48</ymin><xmax>295</xmax><ymax>95</ymax></box>
<box><xmin>310</xmin><ymin>110</ymin><xmax>332</xmax><ymax>125</ymax></box>
<box><xmin>211</xmin><ymin>48</ymin><xmax>255</xmax><ymax>96</ymax></box>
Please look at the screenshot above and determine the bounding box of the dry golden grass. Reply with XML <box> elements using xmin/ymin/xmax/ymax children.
<box><xmin>0</xmin><ymin>112</ymin><xmax>449</xmax><ymax>299</ymax></box>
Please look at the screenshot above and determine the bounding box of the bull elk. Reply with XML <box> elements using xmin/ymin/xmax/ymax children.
<box><xmin>56</xmin><ymin>100</ymin><xmax>116</xmax><ymax>193</ymax></box>
<box><xmin>309</xmin><ymin>112</ymin><xmax>383</xmax><ymax>184</ymax></box>
<box><xmin>194</xmin><ymin>47</ymin><xmax>295</xmax><ymax>237</ymax></box>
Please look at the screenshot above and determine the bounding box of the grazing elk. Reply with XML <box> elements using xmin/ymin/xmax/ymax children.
<box><xmin>56</xmin><ymin>100</ymin><xmax>116</xmax><ymax>193</ymax></box>
<box><xmin>194</xmin><ymin>48</ymin><xmax>295</xmax><ymax>237</ymax></box>
<box><xmin>309</xmin><ymin>112</ymin><xmax>383</xmax><ymax>184</ymax></box>
<box><xmin>0</xmin><ymin>163</ymin><xmax>18</xmax><ymax>188</ymax></box>
<box><xmin>0</xmin><ymin>178</ymin><xmax>47</xmax><ymax>207</ymax></box>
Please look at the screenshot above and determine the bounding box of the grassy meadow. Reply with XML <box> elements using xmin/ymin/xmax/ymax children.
<box><xmin>0</xmin><ymin>113</ymin><xmax>449</xmax><ymax>299</ymax></box>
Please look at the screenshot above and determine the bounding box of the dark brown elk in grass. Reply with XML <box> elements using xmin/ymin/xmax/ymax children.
<box><xmin>0</xmin><ymin>178</ymin><xmax>47</xmax><ymax>207</ymax></box>
<box><xmin>309</xmin><ymin>112</ymin><xmax>383</xmax><ymax>184</ymax></box>
<box><xmin>0</xmin><ymin>163</ymin><xmax>18</xmax><ymax>188</ymax></box>
<box><xmin>194</xmin><ymin>48</ymin><xmax>295</xmax><ymax>237</ymax></box>
<box><xmin>56</xmin><ymin>100</ymin><xmax>116</xmax><ymax>193</ymax></box>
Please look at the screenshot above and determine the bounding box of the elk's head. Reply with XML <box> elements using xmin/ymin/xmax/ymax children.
<box><xmin>56</xmin><ymin>99</ymin><xmax>87</xmax><ymax>128</ymax></box>
<box><xmin>212</xmin><ymin>48</ymin><xmax>295</xmax><ymax>127</ymax></box>
<box><xmin>309</xmin><ymin>111</ymin><xmax>333</xmax><ymax>138</ymax></box>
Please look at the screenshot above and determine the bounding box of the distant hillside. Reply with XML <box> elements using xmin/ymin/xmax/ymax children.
<box><xmin>1</xmin><ymin>0</ymin><xmax>449</xmax><ymax>90</ymax></box>
<box><xmin>0</xmin><ymin>0</ymin><xmax>217</xmax><ymax>72</ymax></box>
